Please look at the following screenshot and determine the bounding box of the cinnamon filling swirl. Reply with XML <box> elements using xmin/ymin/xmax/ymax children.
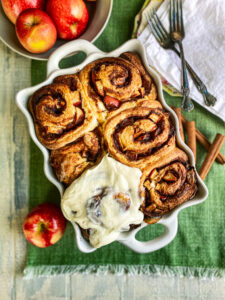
<box><xmin>88</xmin><ymin>59</ymin><xmax>142</xmax><ymax>110</ymax></box>
<box><xmin>120</xmin><ymin>52</ymin><xmax>154</xmax><ymax>97</ymax></box>
<box><xmin>29</xmin><ymin>74</ymin><xmax>98</xmax><ymax>150</ymax></box>
<box><xmin>31</xmin><ymin>84</ymin><xmax>85</xmax><ymax>141</ymax></box>
<box><xmin>79</xmin><ymin>55</ymin><xmax>157</xmax><ymax>122</ymax></box>
<box><xmin>104</xmin><ymin>106</ymin><xmax>175</xmax><ymax>169</ymax></box>
<box><xmin>113</xmin><ymin>111</ymin><xmax>174</xmax><ymax>161</ymax></box>
<box><xmin>141</xmin><ymin>160</ymin><xmax>197</xmax><ymax>222</ymax></box>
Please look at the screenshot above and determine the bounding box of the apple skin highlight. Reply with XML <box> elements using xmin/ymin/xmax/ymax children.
<box><xmin>46</xmin><ymin>0</ymin><xmax>89</xmax><ymax>40</ymax></box>
<box><xmin>23</xmin><ymin>203</ymin><xmax>67</xmax><ymax>248</ymax></box>
<box><xmin>1</xmin><ymin>0</ymin><xmax>45</xmax><ymax>24</ymax></box>
<box><xmin>16</xmin><ymin>8</ymin><xmax>57</xmax><ymax>54</ymax></box>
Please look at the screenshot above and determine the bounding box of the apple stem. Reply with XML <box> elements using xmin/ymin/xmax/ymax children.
<box><xmin>39</xmin><ymin>222</ymin><xmax>46</xmax><ymax>233</ymax></box>
<box><xmin>24</xmin><ymin>17</ymin><xmax>40</xmax><ymax>28</ymax></box>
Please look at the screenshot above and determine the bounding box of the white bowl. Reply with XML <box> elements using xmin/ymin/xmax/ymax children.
<box><xmin>16</xmin><ymin>39</ymin><xmax>208</xmax><ymax>253</ymax></box>
<box><xmin>0</xmin><ymin>0</ymin><xmax>113</xmax><ymax>60</ymax></box>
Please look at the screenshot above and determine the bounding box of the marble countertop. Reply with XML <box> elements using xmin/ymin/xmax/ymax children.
<box><xmin>0</xmin><ymin>42</ymin><xmax>224</xmax><ymax>300</ymax></box>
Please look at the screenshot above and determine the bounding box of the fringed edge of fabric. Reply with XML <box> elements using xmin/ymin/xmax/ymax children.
<box><xmin>23</xmin><ymin>264</ymin><xmax>225</xmax><ymax>280</ymax></box>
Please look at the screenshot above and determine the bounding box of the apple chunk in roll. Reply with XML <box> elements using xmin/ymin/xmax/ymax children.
<box><xmin>79</xmin><ymin>53</ymin><xmax>157</xmax><ymax>122</ymax></box>
<box><xmin>61</xmin><ymin>156</ymin><xmax>144</xmax><ymax>248</ymax></box>
<box><xmin>140</xmin><ymin>149</ymin><xmax>198</xmax><ymax>224</ymax></box>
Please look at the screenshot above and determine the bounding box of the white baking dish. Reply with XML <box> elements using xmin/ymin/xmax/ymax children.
<box><xmin>16</xmin><ymin>39</ymin><xmax>208</xmax><ymax>254</ymax></box>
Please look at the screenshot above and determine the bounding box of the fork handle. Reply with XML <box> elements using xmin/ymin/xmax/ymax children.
<box><xmin>177</xmin><ymin>41</ymin><xmax>194</xmax><ymax>112</ymax></box>
<box><xmin>172</xmin><ymin>46</ymin><xmax>216</xmax><ymax>106</ymax></box>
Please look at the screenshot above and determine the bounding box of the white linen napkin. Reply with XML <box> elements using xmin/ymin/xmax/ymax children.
<box><xmin>138</xmin><ymin>0</ymin><xmax>225</xmax><ymax>122</ymax></box>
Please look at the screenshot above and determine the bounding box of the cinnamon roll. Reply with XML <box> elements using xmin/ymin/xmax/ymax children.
<box><xmin>28</xmin><ymin>74</ymin><xmax>98</xmax><ymax>149</ymax></box>
<box><xmin>120</xmin><ymin>51</ymin><xmax>157</xmax><ymax>100</ymax></box>
<box><xmin>61</xmin><ymin>156</ymin><xmax>143</xmax><ymax>248</ymax></box>
<box><xmin>50</xmin><ymin>130</ymin><xmax>103</xmax><ymax>185</ymax></box>
<box><xmin>79</xmin><ymin>54</ymin><xmax>157</xmax><ymax>122</ymax></box>
<box><xmin>139</xmin><ymin>149</ymin><xmax>198</xmax><ymax>224</ymax></box>
<box><xmin>104</xmin><ymin>106</ymin><xmax>175</xmax><ymax>169</ymax></box>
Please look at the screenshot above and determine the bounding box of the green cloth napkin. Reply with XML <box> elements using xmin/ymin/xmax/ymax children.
<box><xmin>25</xmin><ymin>0</ymin><xmax>225</xmax><ymax>278</ymax></box>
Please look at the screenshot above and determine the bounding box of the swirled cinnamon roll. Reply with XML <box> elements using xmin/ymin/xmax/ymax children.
<box><xmin>53</xmin><ymin>74</ymin><xmax>81</xmax><ymax>91</ymax></box>
<box><xmin>120</xmin><ymin>51</ymin><xmax>156</xmax><ymax>99</ymax></box>
<box><xmin>104</xmin><ymin>106</ymin><xmax>175</xmax><ymax>169</ymax></box>
<box><xmin>28</xmin><ymin>74</ymin><xmax>98</xmax><ymax>149</ymax></box>
<box><xmin>50</xmin><ymin>130</ymin><xmax>103</xmax><ymax>185</ymax></box>
<box><xmin>79</xmin><ymin>54</ymin><xmax>157</xmax><ymax>122</ymax></box>
<box><xmin>139</xmin><ymin>149</ymin><xmax>198</xmax><ymax>224</ymax></box>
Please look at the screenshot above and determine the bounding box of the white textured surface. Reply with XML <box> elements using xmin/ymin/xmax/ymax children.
<box><xmin>139</xmin><ymin>0</ymin><xmax>225</xmax><ymax>122</ymax></box>
<box><xmin>0</xmin><ymin>42</ymin><xmax>225</xmax><ymax>300</ymax></box>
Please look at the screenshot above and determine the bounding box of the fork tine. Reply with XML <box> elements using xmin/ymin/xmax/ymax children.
<box><xmin>176</xmin><ymin>0</ymin><xmax>181</xmax><ymax>33</ymax></box>
<box><xmin>149</xmin><ymin>11</ymin><xmax>167</xmax><ymax>43</ymax></box>
<box><xmin>152</xmin><ymin>9</ymin><xmax>169</xmax><ymax>40</ymax></box>
<box><xmin>170</xmin><ymin>0</ymin><xmax>174</xmax><ymax>32</ymax></box>
<box><xmin>180</xmin><ymin>0</ymin><xmax>184</xmax><ymax>35</ymax></box>
<box><xmin>146</xmin><ymin>12</ymin><xmax>162</xmax><ymax>44</ymax></box>
<box><xmin>175</xmin><ymin>0</ymin><xmax>179</xmax><ymax>31</ymax></box>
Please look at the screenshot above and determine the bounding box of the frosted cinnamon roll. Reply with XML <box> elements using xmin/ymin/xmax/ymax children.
<box><xmin>61</xmin><ymin>156</ymin><xmax>143</xmax><ymax>248</ymax></box>
<box><xmin>104</xmin><ymin>106</ymin><xmax>175</xmax><ymax>169</ymax></box>
<box><xmin>139</xmin><ymin>149</ymin><xmax>198</xmax><ymax>224</ymax></box>
<box><xmin>50</xmin><ymin>130</ymin><xmax>103</xmax><ymax>185</ymax></box>
<box><xmin>79</xmin><ymin>55</ymin><xmax>157</xmax><ymax>122</ymax></box>
<box><xmin>28</xmin><ymin>74</ymin><xmax>98</xmax><ymax>150</ymax></box>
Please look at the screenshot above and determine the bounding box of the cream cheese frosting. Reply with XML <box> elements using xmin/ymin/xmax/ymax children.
<box><xmin>61</xmin><ymin>155</ymin><xmax>144</xmax><ymax>248</ymax></box>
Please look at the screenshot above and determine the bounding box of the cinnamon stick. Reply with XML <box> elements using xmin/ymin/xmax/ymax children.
<box><xmin>182</xmin><ymin>117</ymin><xmax>225</xmax><ymax>165</ymax></box>
<box><xmin>171</xmin><ymin>106</ymin><xmax>225</xmax><ymax>164</ymax></box>
<box><xmin>173</xmin><ymin>107</ymin><xmax>185</xmax><ymax>142</ymax></box>
<box><xmin>199</xmin><ymin>134</ymin><xmax>225</xmax><ymax>180</ymax></box>
<box><xmin>187</xmin><ymin>121</ymin><xmax>197</xmax><ymax>163</ymax></box>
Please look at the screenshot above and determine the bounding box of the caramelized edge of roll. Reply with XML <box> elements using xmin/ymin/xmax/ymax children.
<box><xmin>104</xmin><ymin>106</ymin><xmax>176</xmax><ymax>170</ymax></box>
<box><xmin>139</xmin><ymin>149</ymin><xmax>198</xmax><ymax>224</ymax></box>
<box><xmin>50</xmin><ymin>129</ymin><xmax>104</xmax><ymax>186</ymax></box>
<box><xmin>28</xmin><ymin>76</ymin><xmax>98</xmax><ymax>149</ymax></box>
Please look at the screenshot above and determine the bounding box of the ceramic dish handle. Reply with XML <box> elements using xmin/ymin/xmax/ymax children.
<box><xmin>47</xmin><ymin>39</ymin><xmax>103</xmax><ymax>76</ymax></box>
<box><xmin>119</xmin><ymin>215</ymin><xmax>178</xmax><ymax>254</ymax></box>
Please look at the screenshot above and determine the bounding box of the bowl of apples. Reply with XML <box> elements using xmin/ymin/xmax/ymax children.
<box><xmin>0</xmin><ymin>0</ymin><xmax>113</xmax><ymax>60</ymax></box>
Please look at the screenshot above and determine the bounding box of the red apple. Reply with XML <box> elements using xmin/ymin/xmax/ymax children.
<box><xmin>23</xmin><ymin>203</ymin><xmax>67</xmax><ymax>248</ymax></box>
<box><xmin>1</xmin><ymin>0</ymin><xmax>45</xmax><ymax>24</ymax></box>
<box><xmin>15</xmin><ymin>8</ymin><xmax>57</xmax><ymax>54</ymax></box>
<box><xmin>46</xmin><ymin>0</ymin><xmax>89</xmax><ymax>40</ymax></box>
